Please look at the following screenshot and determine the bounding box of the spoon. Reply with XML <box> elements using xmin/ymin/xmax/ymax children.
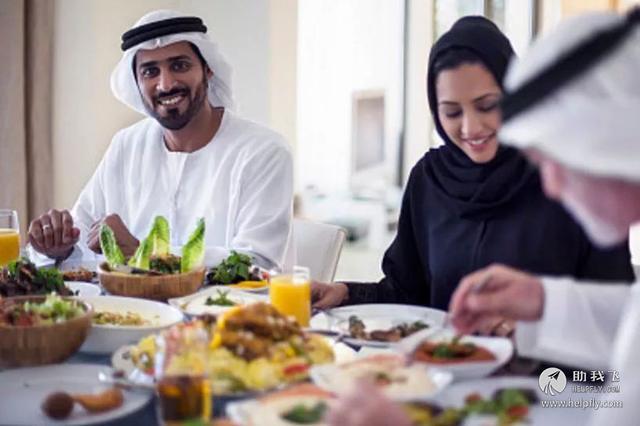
<box><xmin>97</xmin><ymin>371</ymin><xmax>155</xmax><ymax>391</ymax></box>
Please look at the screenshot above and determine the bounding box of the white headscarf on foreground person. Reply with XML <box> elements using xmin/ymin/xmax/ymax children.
<box><xmin>501</xmin><ymin>10</ymin><xmax>640</xmax><ymax>181</ymax></box>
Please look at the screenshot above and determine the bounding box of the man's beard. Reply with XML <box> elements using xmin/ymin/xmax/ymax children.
<box><xmin>144</xmin><ymin>77</ymin><xmax>208</xmax><ymax>130</ymax></box>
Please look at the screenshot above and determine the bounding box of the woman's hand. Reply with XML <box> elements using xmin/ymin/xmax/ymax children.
<box><xmin>311</xmin><ymin>281</ymin><xmax>349</xmax><ymax>309</ymax></box>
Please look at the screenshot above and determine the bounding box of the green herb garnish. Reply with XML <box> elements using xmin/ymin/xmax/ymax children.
<box><xmin>206</xmin><ymin>251</ymin><xmax>255</xmax><ymax>285</ymax></box>
<box><xmin>281</xmin><ymin>402</ymin><xmax>328</xmax><ymax>424</ymax></box>
<box><xmin>204</xmin><ymin>290</ymin><xmax>236</xmax><ymax>306</ymax></box>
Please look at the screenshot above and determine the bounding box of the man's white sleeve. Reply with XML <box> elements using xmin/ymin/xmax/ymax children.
<box><xmin>515</xmin><ymin>277</ymin><xmax>632</xmax><ymax>370</ymax></box>
<box><xmin>218</xmin><ymin>141</ymin><xmax>293</xmax><ymax>270</ymax></box>
<box><xmin>69</xmin><ymin>136</ymin><xmax>123</xmax><ymax>260</ymax></box>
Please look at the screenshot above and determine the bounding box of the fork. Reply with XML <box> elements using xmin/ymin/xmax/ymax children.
<box><xmin>444</xmin><ymin>273</ymin><xmax>493</xmax><ymax>332</ymax></box>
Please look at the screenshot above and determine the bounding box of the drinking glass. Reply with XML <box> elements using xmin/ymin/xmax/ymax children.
<box><xmin>0</xmin><ymin>210</ymin><xmax>20</xmax><ymax>267</ymax></box>
<box><xmin>155</xmin><ymin>324</ymin><xmax>212</xmax><ymax>425</ymax></box>
<box><xmin>270</xmin><ymin>266</ymin><xmax>312</xmax><ymax>327</ymax></box>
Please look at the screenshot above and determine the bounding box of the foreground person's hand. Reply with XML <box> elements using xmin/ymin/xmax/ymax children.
<box><xmin>86</xmin><ymin>214</ymin><xmax>139</xmax><ymax>256</ymax></box>
<box><xmin>311</xmin><ymin>281</ymin><xmax>348</xmax><ymax>309</ymax></box>
<box><xmin>474</xmin><ymin>317</ymin><xmax>516</xmax><ymax>337</ymax></box>
<box><xmin>326</xmin><ymin>381</ymin><xmax>411</xmax><ymax>426</ymax></box>
<box><xmin>449</xmin><ymin>264</ymin><xmax>545</xmax><ymax>335</ymax></box>
<box><xmin>28</xmin><ymin>209</ymin><xmax>80</xmax><ymax>260</ymax></box>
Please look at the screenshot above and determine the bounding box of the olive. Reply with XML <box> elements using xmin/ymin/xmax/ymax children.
<box><xmin>42</xmin><ymin>391</ymin><xmax>74</xmax><ymax>419</ymax></box>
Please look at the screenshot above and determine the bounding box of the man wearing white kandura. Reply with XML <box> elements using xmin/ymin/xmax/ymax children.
<box><xmin>449</xmin><ymin>8</ymin><xmax>640</xmax><ymax>426</ymax></box>
<box><xmin>27</xmin><ymin>10</ymin><xmax>293</xmax><ymax>269</ymax></box>
<box><xmin>329</xmin><ymin>8</ymin><xmax>640</xmax><ymax>426</ymax></box>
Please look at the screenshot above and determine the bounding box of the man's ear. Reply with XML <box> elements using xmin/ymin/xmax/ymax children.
<box><xmin>206</xmin><ymin>66</ymin><xmax>213</xmax><ymax>80</ymax></box>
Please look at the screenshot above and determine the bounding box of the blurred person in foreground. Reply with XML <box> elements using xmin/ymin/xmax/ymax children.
<box><xmin>330</xmin><ymin>8</ymin><xmax>640</xmax><ymax>426</ymax></box>
<box><xmin>26</xmin><ymin>10</ymin><xmax>293</xmax><ymax>269</ymax></box>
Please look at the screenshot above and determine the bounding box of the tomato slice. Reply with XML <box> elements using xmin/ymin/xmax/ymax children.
<box><xmin>507</xmin><ymin>405</ymin><xmax>529</xmax><ymax>418</ymax></box>
<box><xmin>284</xmin><ymin>363</ymin><xmax>310</xmax><ymax>376</ymax></box>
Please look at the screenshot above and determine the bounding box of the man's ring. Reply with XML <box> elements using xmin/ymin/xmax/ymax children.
<box><xmin>42</xmin><ymin>224</ymin><xmax>52</xmax><ymax>232</ymax></box>
<box><xmin>498</xmin><ymin>322</ymin><xmax>512</xmax><ymax>333</ymax></box>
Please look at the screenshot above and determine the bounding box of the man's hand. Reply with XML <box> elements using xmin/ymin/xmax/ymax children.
<box><xmin>28</xmin><ymin>209</ymin><xmax>80</xmax><ymax>260</ymax></box>
<box><xmin>311</xmin><ymin>281</ymin><xmax>349</xmax><ymax>309</ymax></box>
<box><xmin>449</xmin><ymin>264</ymin><xmax>545</xmax><ymax>336</ymax></box>
<box><xmin>326</xmin><ymin>380</ymin><xmax>412</xmax><ymax>426</ymax></box>
<box><xmin>87</xmin><ymin>214</ymin><xmax>139</xmax><ymax>257</ymax></box>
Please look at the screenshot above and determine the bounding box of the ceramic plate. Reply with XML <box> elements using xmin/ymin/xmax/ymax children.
<box><xmin>226</xmin><ymin>384</ymin><xmax>333</xmax><ymax>426</ymax></box>
<box><xmin>0</xmin><ymin>364</ymin><xmax>152</xmax><ymax>425</ymax></box>
<box><xmin>310</xmin><ymin>304</ymin><xmax>446</xmax><ymax>348</ymax></box>
<box><xmin>67</xmin><ymin>281</ymin><xmax>102</xmax><ymax>297</ymax></box>
<box><xmin>80</xmin><ymin>296</ymin><xmax>184</xmax><ymax>355</ymax></box>
<box><xmin>112</xmin><ymin>336</ymin><xmax>358</xmax><ymax>388</ymax></box>
<box><xmin>397</xmin><ymin>328</ymin><xmax>514</xmax><ymax>380</ymax></box>
<box><xmin>168</xmin><ymin>285</ymin><xmax>268</xmax><ymax>316</ymax></box>
<box><xmin>310</xmin><ymin>353</ymin><xmax>453</xmax><ymax>402</ymax></box>
<box><xmin>434</xmin><ymin>376</ymin><xmax>590</xmax><ymax>425</ymax></box>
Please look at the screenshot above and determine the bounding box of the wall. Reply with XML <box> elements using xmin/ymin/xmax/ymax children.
<box><xmin>296</xmin><ymin>0</ymin><xmax>405</xmax><ymax>194</ymax></box>
<box><xmin>51</xmin><ymin>0</ymin><xmax>291</xmax><ymax>209</ymax></box>
<box><xmin>402</xmin><ymin>0</ymin><xmax>434</xmax><ymax>182</ymax></box>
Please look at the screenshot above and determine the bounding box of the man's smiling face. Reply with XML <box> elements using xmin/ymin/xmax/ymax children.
<box><xmin>135</xmin><ymin>41</ymin><xmax>211</xmax><ymax>130</ymax></box>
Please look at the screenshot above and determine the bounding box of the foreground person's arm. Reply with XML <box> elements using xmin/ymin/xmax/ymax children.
<box><xmin>515</xmin><ymin>277</ymin><xmax>630</xmax><ymax>370</ymax></box>
<box><xmin>451</xmin><ymin>264</ymin><xmax>631</xmax><ymax>370</ymax></box>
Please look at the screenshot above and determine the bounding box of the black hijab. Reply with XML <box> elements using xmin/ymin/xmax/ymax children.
<box><xmin>424</xmin><ymin>16</ymin><xmax>536</xmax><ymax>219</ymax></box>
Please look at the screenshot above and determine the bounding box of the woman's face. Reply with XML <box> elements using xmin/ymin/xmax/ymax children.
<box><xmin>436</xmin><ymin>63</ymin><xmax>502</xmax><ymax>163</ymax></box>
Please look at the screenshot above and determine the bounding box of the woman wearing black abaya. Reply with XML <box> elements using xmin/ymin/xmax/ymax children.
<box><xmin>312</xmin><ymin>16</ymin><xmax>634</xmax><ymax>334</ymax></box>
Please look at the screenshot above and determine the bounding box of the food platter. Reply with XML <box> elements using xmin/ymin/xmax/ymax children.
<box><xmin>310</xmin><ymin>304</ymin><xmax>447</xmax><ymax>348</ymax></box>
<box><xmin>309</xmin><ymin>353</ymin><xmax>452</xmax><ymax>401</ymax></box>
<box><xmin>0</xmin><ymin>364</ymin><xmax>152</xmax><ymax>425</ymax></box>
<box><xmin>80</xmin><ymin>296</ymin><xmax>184</xmax><ymax>355</ymax></box>
<box><xmin>397</xmin><ymin>328</ymin><xmax>514</xmax><ymax>380</ymax></box>
<box><xmin>168</xmin><ymin>285</ymin><xmax>269</xmax><ymax>316</ymax></box>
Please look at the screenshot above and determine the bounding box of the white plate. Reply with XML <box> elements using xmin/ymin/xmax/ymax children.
<box><xmin>111</xmin><ymin>345</ymin><xmax>156</xmax><ymax>387</ymax></box>
<box><xmin>227</xmin><ymin>386</ymin><xmax>333</xmax><ymax>426</ymax></box>
<box><xmin>310</xmin><ymin>354</ymin><xmax>453</xmax><ymax>402</ymax></box>
<box><xmin>224</xmin><ymin>283</ymin><xmax>270</xmax><ymax>293</ymax></box>
<box><xmin>310</xmin><ymin>304</ymin><xmax>446</xmax><ymax>348</ymax></box>
<box><xmin>67</xmin><ymin>281</ymin><xmax>102</xmax><ymax>297</ymax></box>
<box><xmin>168</xmin><ymin>285</ymin><xmax>268</xmax><ymax>316</ymax></box>
<box><xmin>397</xmin><ymin>328</ymin><xmax>514</xmax><ymax>380</ymax></box>
<box><xmin>0</xmin><ymin>364</ymin><xmax>152</xmax><ymax>426</ymax></box>
<box><xmin>57</xmin><ymin>258</ymin><xmax>99</xmax><ymax>271</ymax></box>
<box><xmin>80</xmin><ymin>296</ymin><xmax>184</xmax><ymax>355</ymax></box>
<box><xmin>434</xmin><ymin>376</ymin><xmax>589</xmax><ymax>426</ymax></box>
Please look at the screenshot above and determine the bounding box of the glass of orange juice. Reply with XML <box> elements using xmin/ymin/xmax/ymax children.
<box><xmin>0</xmin><ymin>210</ymin><xmax>20</xmax><ymax>267</ymax></box>
<box><xmin>270</xmin><ymin>266</ymin><xmax>311</xmax><ymax>327</ymax></box>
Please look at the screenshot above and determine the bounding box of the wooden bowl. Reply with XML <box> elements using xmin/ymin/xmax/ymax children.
<box><xmin>98</xmin><ymin>263</ymin><xmax>205</xmax><ymax>301</ymax></box>
<box><xmin>0</xmin><ymin>296</ymin><xmax>93</xmax><ymax>368</ymax></box>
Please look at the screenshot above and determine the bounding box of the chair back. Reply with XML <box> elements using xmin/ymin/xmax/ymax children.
<box><xmin>293</xmin><ymin>219</ymin><xmax>347</xmax><ymax>282</ymax></box>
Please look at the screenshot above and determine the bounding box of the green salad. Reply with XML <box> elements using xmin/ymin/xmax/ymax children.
<box><xmin>100</xmin><ymin>216</ymin><xmax>205</xmax><ymax>275</ymax></box>
<box><xmin>0</xmin><ymin>293</ymin><xmax>85</xmax><ymax>327</ymax></box>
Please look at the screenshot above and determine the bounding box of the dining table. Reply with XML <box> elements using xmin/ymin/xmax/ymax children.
<box><xmin>0</xmin><ymin>256</ymin><xmax>602</xmax><ymax>425</ymax></box>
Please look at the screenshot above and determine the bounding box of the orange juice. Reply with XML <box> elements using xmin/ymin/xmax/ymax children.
<box><xmin>0</xmin><ymin>229</ymin><xmax>20</xmax><ymax>266</ymax></box>
<box><xmin>270</xmin><ymin>272</ymin><xmax>311</xmax><ymax>326</ymax></box>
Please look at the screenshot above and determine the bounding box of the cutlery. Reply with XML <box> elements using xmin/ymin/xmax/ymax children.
<box><xmin>97</xmin><ymin>371</ymin><xmax>155</xmax><ymax>391</ymax></box>
<box><xmin>444</xmin><ymin>273</ymin><xmax>493</xmax><ymax>332</ymax></box>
